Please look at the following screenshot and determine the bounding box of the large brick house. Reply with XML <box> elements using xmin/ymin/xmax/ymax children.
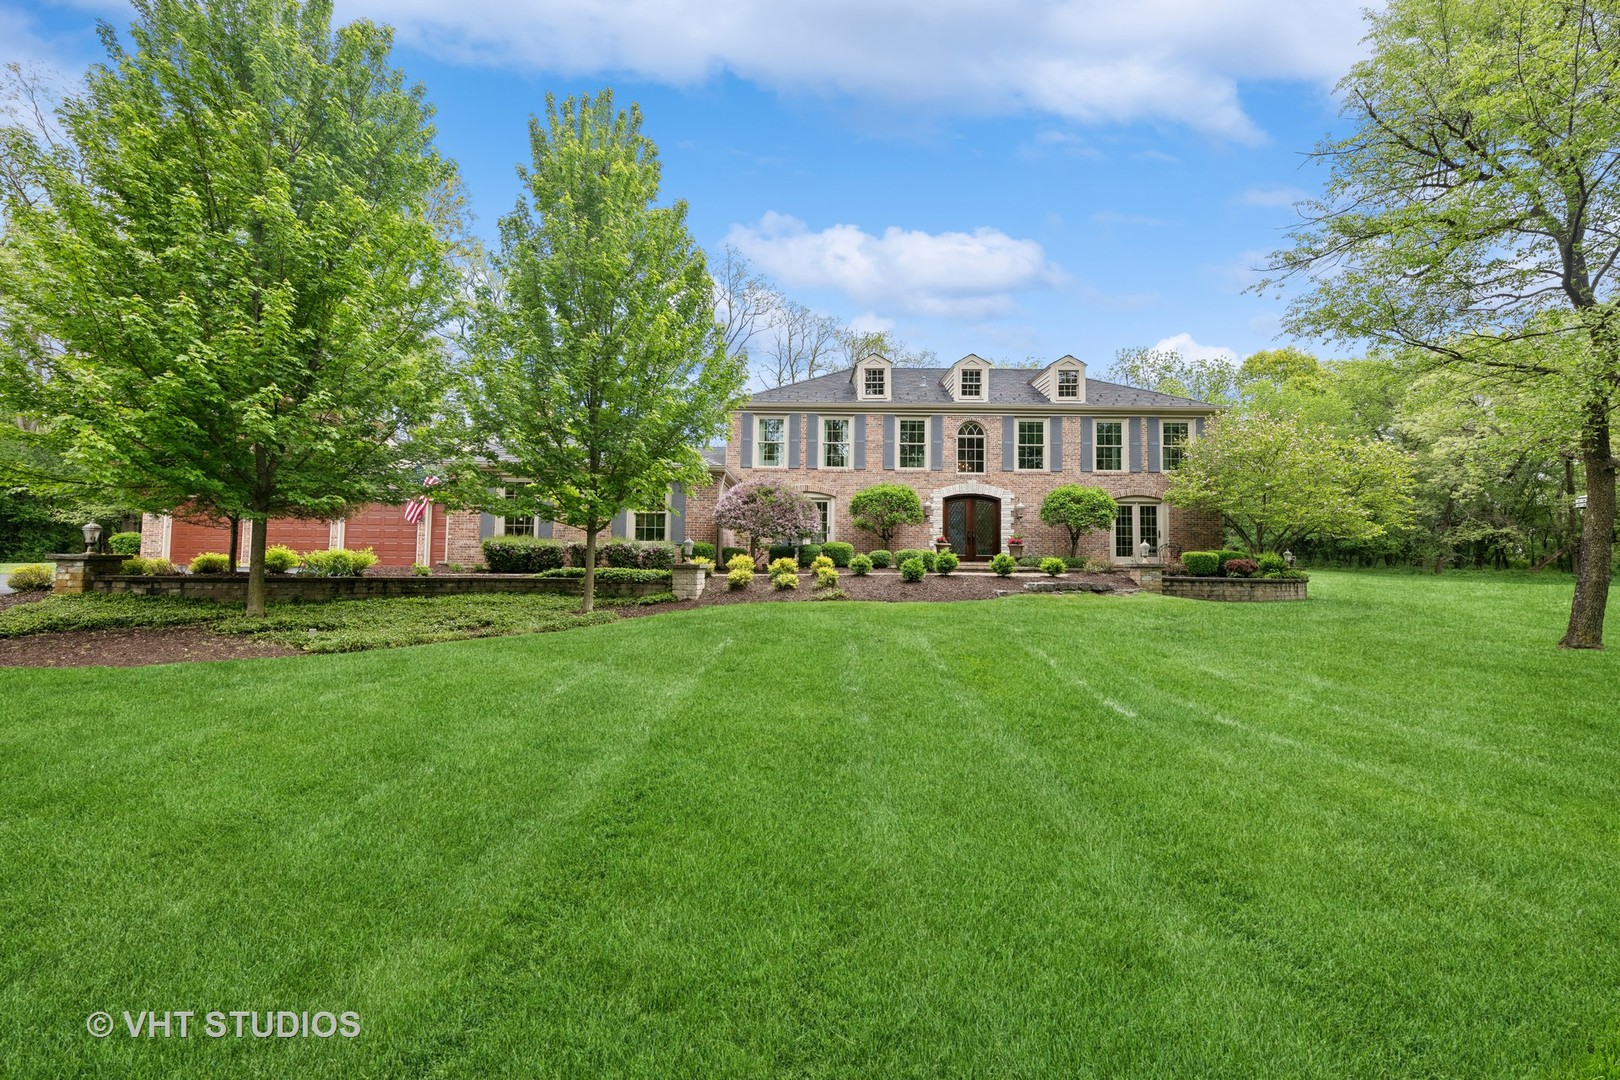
<box><xmin>142</xmin><ymin>352</ymin><xmax>1222</xmax><ymax>567</ymax></box>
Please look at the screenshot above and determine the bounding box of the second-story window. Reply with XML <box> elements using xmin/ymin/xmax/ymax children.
<box><xmin>899</xmin><ymin>419</ymin><xmax>927</xmax><ymax>469</ymax></box>
<box><xmin>823</xmin><ymin>418</ymin><xmax>850</xmax><ymax>468</ymax></box>
<box><xmin>1095</xmin><ymin>421</ymin><xmax>1124</xmax><ymax>471</ymax></box>
<box><xmin>960</xmin><ymin>368</ymin><xmax>983</xmax><ymax>398</ymax></box>
<box><xmin>1163</xmin><ymin>421</ymin><xmax>1190</xmax><ymax>469</ymax></box>
<box><xmin>957</xmin><ymin>421</ymin><xmax>986</xmax><ymax>473</ymax></box>
<box><xmin>1017</xmin><ymin>420</ymin><xmax>1046</xmax><ymax>470</ymax></box>
<box><xmin>864</xmin><ymin>367</ymin><xmax>886</xmax><ymax>397</ymax></box>
<box><xmin>758</xmin><ymin>417</ymin><xmax>785</xmax><ymax>467</ymax></box>
<box><xmin>1057</xmin><ymin>370</ymin><xmax>1079</xmax><ymax>398</ymax></box>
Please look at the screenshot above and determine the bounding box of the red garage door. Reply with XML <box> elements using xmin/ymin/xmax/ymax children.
<box><xmin>343</xmin><ymin>504</ymin><xmax>420</xmax><ymax>567</ymax></box>
<box><xmin>168</xmin><ymin>516</ymin><xmax>234</xmax><ymax>566</ymax></box>
<box><xmin>262</xmin><ymin>519</ymin><xmax>334</xmax><ymax>562</ymax></box>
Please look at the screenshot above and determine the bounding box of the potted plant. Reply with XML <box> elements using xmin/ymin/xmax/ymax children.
<box><xmin>1007</xmin><ymin>534</ymin><xmax>1025</xmax><ymax>557</ymax></box>
<box><xmin>933</xmin><ymin>535</ymin><xmax>952</xmax><ymax>553</ymax></box>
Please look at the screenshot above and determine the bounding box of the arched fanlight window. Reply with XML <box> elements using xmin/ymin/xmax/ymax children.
<box><xmin>956</xmin><ymin>422</ymin><xmax>986</xmax><ymax>474</ymax></box>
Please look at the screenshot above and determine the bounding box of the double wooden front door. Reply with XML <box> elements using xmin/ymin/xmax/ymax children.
<box><xmin>944</xmin><ymin>495</ymin><xmax>1000</xmax><ymax>561</ymax></box>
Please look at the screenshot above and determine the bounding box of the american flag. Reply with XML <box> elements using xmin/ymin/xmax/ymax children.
<box><xmin>403</xmin><ymin>475</ymin><xmax>440</xmax><ymax>524</ymax></box>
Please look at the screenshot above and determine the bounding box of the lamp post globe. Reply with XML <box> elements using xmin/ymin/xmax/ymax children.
<box><xmin>81</xmin><ymin>521</ymin><xmax>103</xmax><ymax>553</ymax></box>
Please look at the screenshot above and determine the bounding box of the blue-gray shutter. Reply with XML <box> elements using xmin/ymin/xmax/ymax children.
<box><xmin>883</xmin><ymin>415</ymin><xmax>896</xmax><ymax>470</ymax></box>
<box><xmin>1049</xmin><ymin>417</ymin><xmax>1063</xmax><ymax>472</ymax></box>
<box><xmin>930</xmin><ymin>415</ymin><xmax>944</xmax><ymax>471</ymax></box>
<box><xmin>1002</xmin><ymin>416</ymin><xmax>1016</xmax><ymax>470</ymax></box>
<box><xmin>1148</xmin><ymin>418</ymin><xmax>1162</xmax><ymax>472</ymax></box>
<box><xmin>611</xmin><ymin>510</ymin><xmax>629</xmax><ymax>539</ymax></box>
<box><xmin>788</xmin><ymin>414</ymin><xmax>801</xmax><ymax>469</ymax></box>
<box><xmin>1194</xmin><ymin>415</ymin><xmax>1206</xmax><ymax>439</ymax></box>
<box><xmin>853</xmin><ymin>414</ymin><xmax>866</xmax><ymax>469</ymax></box>
<box><xmin>1081</xmin><ymin>417</ymin><xmax>1094</xmax><ymax>473</ymax></box>
<box><xmin>479</xmin><ymin>512</ymin><xmax>497</xmax><ymax>539</ymax></box>
<box><xmin>1129</xmin><ymin>417</ymin><xmax>1143</xmax><ymax>472</ymax></box>
<box><xmin>537</xmin><ymin>518</ymin><xmax>553</xmax><ymax>539</ymax></box>
<box><xmin>671</xmin><ymin>484</ymin><xmax>686</xmax><ymax>543</ymax></box>
<box><xmin>739</xmin><ymin>412</ymin><xmax>754</xmax><ymax>468</ymax></box>
<box><xmin>806</xmin><ymin>413</ymin><xmax>819</xmax><ymax>470</ymax></box>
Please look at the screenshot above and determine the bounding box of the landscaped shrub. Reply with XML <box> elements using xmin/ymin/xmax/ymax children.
<box><xmin>894</xmin><ymin>548</ymin><xmax>936</xmax><ymax>572</ymax></box>
<box><xmin>599</xmin><ymin>540</ymin><xmax>641</xmax><ymax>568</ymax></box>
<box><xmin>899</xmin><ymin>557</ymin><xmax>926</xmax><ymax>583</ymax></box>
<box><xmin>1016</xmin><ymin>555</ymin><xmax>1043</xmax><ymax>568</ymax></box>
<box><xmin>727</xmin><ymin>567</ymin><xmax>754</xmax><ymax>589</ymax></box>
<box><xmin>1224</xmin><ymin>558</ymin><xmax>1259</xmax><ymax>577</ymax></box>
<box><xmin>1083</xmin><ymin>556</ymin><xmax>1113</xmax><ymax>573</ymax></box>
<box><xmin>1257</xmin><ymin>552</ymin><xmax>1287</xmax><ymax>575</ymax></box>
<box><xmin>108</xmin><ymin>531</ymin><xmax>143</xmax><ymax>555</ymax></box>
<box><xmin>1182</xmin><ymin>551</ymin><xmax>1220</xmax><ymax>576</ymax></box>
<box><xmin>121</xmin><ymin>556</ymin><xmax>177</xmax><ymax>575</ymax></box>
<box><xmin>850</xmin><ymin>554</ymin><xmax>873</xmax><ymax>576</ymax></box>
<box><xmin>768</xmin><ymin>557</ymin><xmax>798</xmax><ymax>580</ymax></box>
<box><xmin>411</xmin><ymin>563</ymin><xmax>432</xmax><ymax>577</ymax></box>
<box><xmin>768</xmin><ymin>544</ymin><xmax>796</xmax><ymax>564</ymax></box>
<box><xmin>188</xmin><ymin>552</ymin><xmax>230</xmax><ymax>575</ymax></box>
<box><xmin>1278</xmin><ymin>569</ymin><xmax>1310</xmax><ymax>581</ymax></box>
<box><xmin>637</xmin><ymin>543</ymin><xmax>677</xmax><ymax>570</ymax></box>
<box><xmin>1216</xmin><ymin>549</ymin><xmax>1248</xmax><ymax>574</ymax></box>
<box><xmin>299</xmin><ymin>547</ymin><xmax>379</xmax><ymax>578</ymax></box>
<box><xmin>690</xmin><ymin>542</ymin><xmax>716</xmax><ymax>562</ymax></box>
<box><xmin>482</xmin><ymin>536</ymin><xmax>566</xmax><ymax>573</ymax></box>
<box><xmin>720</xmin><ymin>547</ymin><xmax>746</xmax><ymax>566</ymax></box>
<box><xmin>5</xmin><ymin>564</ymin><xmax>53</xmax><ymax>591</ymax></box>
<box><xmin>726</xmin><ymin>553</ymin><xmax>756</xmax><ymax>573</ymax></box>
<box><xmin>810</xmin><ymin>555</ymin><xmax>835</xmax><ymax>572</ymax></box>
<box><xmin>773</xmin><ymin>571</ymin><xmax>800</xmax><ymax>590</ymax></box>
<box><xmin>934</xmin><ymin>550</ymin><xmax>959</xmax><ymax>575</ymax></box>
<box><xmin>537</xmin><ymin>567</ymin><xmax>671</xmax><ymax>584</ymax></box>
<box><xmin>814</xmin><ymin>565</ymin><xmax>839</xmax><ymax>589</ymax></box>
<box><xmin>821</xmin><ymin>541</ymin><xmax>854</xmax><ymax>567</ymax></box>
<box><xmin>989</xmin><ymin>553</ymin><xmax>1016</xmax><ymax>577</ymax></box>
<box><xmin>264</xmin><ymin>545</ymin><xmax>300</xmax><ymax>574</ymax></box>
<box><xmin>867</xmin><ymin>549</ymin><xmax>892</xmax><ymax>568</ymax></box>
<box><xmin>793</xmin><ymin>543</ymin><xmax>820</xmax><ymax>567</ymax></box>
<box><xmin>809</xmin><ymin>587</ymin><xmax>849</xmax><ymax>601</ymax></box>
<box><xmin>566</xmin><ymin>542</ymin><xmax>588</xmax><ymax>568</ymax></box>
<box><xmin>1040</xmin><ymin>557</ymin><xmax>1066</xmax><ymax>577</ymax></box>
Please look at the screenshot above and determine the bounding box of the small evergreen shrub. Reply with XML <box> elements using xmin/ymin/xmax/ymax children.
<box><xmin>121</xmin><ymin>557</ymin><xmax>177</xmax><ymax>575</ymax></box>
<box><xmin>1279</xmin><ymin>569</ymin><xmax>1311</xmax><ymax>581</ymax></box>
<box><xmin>768</xmin><ymin>557</ymin><xmax>798</xmax><ymax>579</ymax></box>
<box><xmin>263</xmin><ymin>545</ymin><xmax>299</xmax><ymax>574</ymax></box>
<box><xmin>721</xmin><ymin>547</ymin><xmax>747</xmax><ymax>565</ymax></box>
<box><xmin>727</xmin><ymin>568</ymin><xmax>754</xmax><ymax>589</ymax></box>
<box><xmin>1016</xmin><ymin>555</ymin><xmax>1043</xmax><ymax>567</ymax></box>
<box><xmin>108</xmin><ymin>532</ymin><xmax>143</xmax><ymax>555</ymax></box>
<box><xmin>1083</xmin><ymin>556</ymin><xmax>1113</xmax><ymax>573</ymax></box>
<box><xmin>300</xmin><ymin>547</ymin><xmax>379</xmax><ymax>578</ymax></box>
<box><xmin>768</xmin><ymin>544</ymin><xmax>796</xmax><ymax>563</ymax></box>
<box><xmin>121</xmin><ymin>557</ymin><xmax>147</xmax><ymax>575</ymax></box>
<box><xmin>867</xmin><ymin>549</ymin><xmax>892</xmax><ymax>569</ymax></box>
<box><xmin>809</xmin><ymin>587</ymin><xmax>849</xmax><ymax>601</ymax></box>
<box><xmin>795</xmin><ymin>543</ymin><xmax>823</xmax><ymax>567</ymax></box>
<box><xmin>726</xmin><ymin>553</ymin><xmax>756</xmax><ymax>573</ymax></box>
<box><xmin>1224</xmin><ymin>558</ymin><xmax>1258</xmax><ymax>577</ymax></box>
<box><xmin>1182</xmin><ymin>551</ymin><xmax>1221</xmax><ymax>576</ymax></box>
<box><xmin>1040</xmin><ymin>557</ymin><xmax>1066</xmax><ymax>576</ymax></box>
<box><xmin>1257</xmin><ymin>553</ymin><xmax>1287</xmax><ymax>575</ymax></box>
<box><xmin>849</xmin><ymin>554</ymin><xmax>873</xmax><ymax>576</ymax></box>
<box><xmin>566</xmin><ymin>542</ymin><xmax>588</xmax><ymax>567</ymax></box>
<box><xmin>821</xmin><ymin>542</ymin><xmax>854</xmax><ymax>567</ymax></box>
<box><xmin>600</xmin><ymin>540</ymin><xmax>641</xmax><ymax>568</ymax></box>
<box><xmin>1216</xmin><ymin>549</ymin><xmax>1248</xmax><ymax>573</ymax></box>
<box><xmin>899</xmin><ymin>557</ymin><xmax>926</xmax><ymax>582</ymax></box>
<box><xmin>934</xmin><ymin>550</ymin><xmax>959</xmax><ymax>575</ymax></box>
<box><xmin>814</xmin><ymin>565</ymin><xmax>839</xmax><ymax>589</ymax></box>
<box><xmin>811</xmin><ymin>555</ymin><xmax>835</xmax><ymax>572</ymax></box>
<box><xmin>411</xmin><ymin>563</ymin><xmax>432</xmax><ymax>577</ymax></box>
<box><xmin>773</xmin><ymin>571</ymin><xmax>800</xmax><ymax>590</ymax></box>
<box><xmin>188</xmin><ymin>552</ymin><xmax>230</xmax><ymax>575</ymax></box>
<box><xmin>690</xmin><ymin>542</ymin><xmax>716</xmax><ymax>562</ymax></box>
<box><xmin>5</xmin><ymin>564</ymin><xmax>53</xmax><ymax>591</ymax></box>
<box><xmin>482</xmin><ymin>536</ymin><xmax>566</xmax><ymax>573</ymax></box>
<box><xmin>637</xmin><ymin>543</ymin><xmax>677</xmax><ymax>570</ymax></box>
<box><xmin>894</xmin><ymin>548</ymin><xmax>937</xmax><ymax>572</ymax></box>
<box><xmin>989</xmin><ymin>553</ymin><xmax>1017</xmax><ymax>577</ymax></box>
<box><xmin>536</xmin><ymin>566</ymin><xmax>672</xmax><ymax>584</ymax></box>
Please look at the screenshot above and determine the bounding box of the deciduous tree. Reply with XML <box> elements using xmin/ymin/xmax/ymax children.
<box><xmin>713</xmin><ymin>478</ymin><xmax>819</xmax><ymax>560</ymax></box>
<box><xmin>1039</xmin><ymin>485</ymin><xmax>1118</xmax><ymax>559</ymax></box>
<box><xmin>848</xmin><ymin>483</ymin><xmax>925</xmax><ymax>550</ymax></box>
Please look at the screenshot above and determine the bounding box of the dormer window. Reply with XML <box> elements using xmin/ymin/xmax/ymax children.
<box><xmin>864</xmin><ymin>367</ymin><xmax>886</xmax><ymax>397</ymax></box>
<box><xmin>960</xmin><ymin>369</ymin><xmax>983</xmax><ymax>398</ymax></box>
<box><xmin>1057</xmin><ymin>370</ymin><xmax>1079</xmax><ymax>398</ymax></box>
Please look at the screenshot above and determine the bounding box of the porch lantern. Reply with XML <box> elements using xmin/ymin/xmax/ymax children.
<box><xmin>81</xmin><ymin>521</ymin><xmax>103</xmax><ymax>553</ymax></box>
<box><xmin>1284</xmin><ymin>550</ymin><xmax>1295</xmax><ymax>568</ymax></box>
<box><xmin>1138</xmin><ymin>540</ymin><xmax>1152</xmax><ymax>562</ymax></box>
<box><xmin>681</xmin><ymin>537</ymin><xmax>694</xmax><ymax>563</ymax></box>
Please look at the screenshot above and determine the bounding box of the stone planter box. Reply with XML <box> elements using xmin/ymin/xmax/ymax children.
<box><xmin>86</xmin><ymin>573</ymin><xmax>669</xmax><ymax>603</ymax></box>
<box><xmin>1161</xmin><ymin>575</ymin><xmax>1307</xmax><ymax>602</ymax></box>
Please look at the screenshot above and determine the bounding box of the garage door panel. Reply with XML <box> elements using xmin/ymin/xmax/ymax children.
<box><xmin>344</xmin><ymin>504</ymin><xmax>420</xmax><ymax>566</ymax></box>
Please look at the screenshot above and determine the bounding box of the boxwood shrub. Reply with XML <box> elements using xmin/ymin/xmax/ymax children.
<box><xmin>795</xmin><ymin>543</ymin><xmax>823</xmax><ymax>568</ymax></box>
<box><xmin>264</xmin><ymin>545</ymin><xmax>300</xmax><ymax>574</ymax></box>
<box><xmin>867</xmin><ymin>549</ymin><xmax>892</xmax><ymax>569</ymax></box>
<box><xmin>690</xmin><ymin>542</ymin><xmax>716</xmax><ymax>562</ymax></box>
<box><xmin>1181</xmin><ymin>551</ymin><xmax>1220</xmax><ymax>576</ymax></box>
<box><xmin>894</xmin><ymin>548</ymin><xmax>936</xmax><ymax>572</ymax></box>
<box><xmin>849</xmin><ymin>554</ymin><xmax>873</xmax><ymax>576</ymax></box>
<box><xmin>768</xmin><ymin>544</ymin><xmax>796</xmax><ymax>564</ymax></box>
<box><xmin>898</xmin><ymin>557</ymin><xmax>926</xmax><ymax>583</ymax></box>
<box><xmin>1040</xmin><ymin>557</ymin><xmax>1066</xmax><ymax>576</ymax></box>
<box><xmin>720</xmin><ymin>547</ymin><xmax>747</xmax><ymax>566</ymax></box>
<box><xmin>108</xmin><ymin>531</ymin><xmax>143</xmax><ymax>555</ymax></box>
<box><xmin>1257</xmin><ymin>552</ymin><xmax>1287</xmax><ymax>575</ymax></box>
<box><xmin>989</xmin><ymin>553</ymin><xmax>1017</xmax><ymax>577</ymax></box>
<box><xmin>188</xmin><ymin>552</ymin><xmax>231</xmax><ymax>575</ymax></box>
<box><xmin>821</xmin><ymin>541</ymin><xmax>854</xmax><ymax>567</ymax></box>
<box><xmin>300</xmin><ymin>547</ymin><xmax>378</xmax><ymax>578</ymax></box>
<box><xmin>537</xmin><ymin>567</ymin><xmax>671</xmax><ymax>584</ymax></box>
<box><xmin>482</xmin><ymin>536</ymin><xmax>566</xmax><ymax>573</ymax></box>
<box><xmin>934</xmin><ymin>550</ymin><xmax>959</xmax><ymax>575</ymax></box>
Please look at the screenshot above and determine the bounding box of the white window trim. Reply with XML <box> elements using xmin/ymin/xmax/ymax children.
<box><xmin>1056</xmin><ymin>370</ymin><xmax>1081</xmax><ymax>399</ymax></box>
<box><xmin>821</xmin><ymin>416</ymin><xmax>853</xmax><ymax>470</ymax></box>
<box><xmin>1112</xmin><ymin>500</ymin><xmax>1166</xmax><ymax>563</ymax></box>
<box><xmin>755</xmin><ymin>415</ymin><xmax>787</xmax><ymax>469</ymax></box>
<box><xmin>808</xmin><ymin>494</ymin><xmax>835</xmax><ymax>543</ymax></box>
<box><xmin>499</xmin><ymin>481</ymin><xmax>539</xmax><ymax>537</ymax></box>
<box><xmin>860</xmin><ymin>366</ymin><xmax>888</xmax><ymax>401</ymax></box>
<box><xmin>1015</xmin><ymin>418</ymin><xmax>1047</xmax><ymax>472</ymax></box>
<box><xmin>956</xmin><ymin>420</ymin><xmax>988</xmax><ymax>474</ymax></box>
<box><xmin>959</xmin><ymin>369</ymin><xmax>985</xmax><ymax>399</ymax></box>
<box><xmin>1162</xmin><ymin>419</ymin><xmax>1193</xmax><ymax>469</ymax></box>
<box><xmin>1093</xmin><ymin>421</ymin><xmax>1126</xmax><ymax>473</ymax></box>
<box><xmin>633</xmin><ymin>508</ymin><xmax>670</xmax><ymax>543</ymax></box>
<box><xmin>897</xmin><ymin>417</ymin><xmax>930</xmax><ymax>471</ymax></box>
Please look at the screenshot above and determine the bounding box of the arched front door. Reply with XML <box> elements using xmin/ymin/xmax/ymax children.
<box><xmin>944</xmin><ymin>494</ymin><xmax>1001</xmax><ymax>560</ymax></box>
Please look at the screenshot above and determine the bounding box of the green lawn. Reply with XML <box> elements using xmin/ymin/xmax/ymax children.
<box><xmin>1</xmin><ymin>572</ymin><xmax>1615</xmax><ymax>1078</ymax></box>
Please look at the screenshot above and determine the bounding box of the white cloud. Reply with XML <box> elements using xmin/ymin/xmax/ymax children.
<box><xmin>338</xmin><ymin>0</ymin><xmax>1373</xmax><ymax>141</ymax></box>
<box><xmin>1152</xmin><ymin>333</ymin><xmax>1238</xmax><ymax>364</ymax></box>
<box><xmin>1237</xmin><ymin>184</ymin><xmax>1310</xmax><ymax>208</ymax></box>
<box><xmin>723</xmin><ymin>212</ymin><xmax>1065</xmax><ymax>320</ymax></box>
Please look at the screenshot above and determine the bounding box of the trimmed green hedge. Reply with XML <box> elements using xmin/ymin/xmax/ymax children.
<box><xmin>482</xmin><ymin>536</ymin><xmax>566</xmax><ymax>573</ymax></box>
<box><xmin>821</xmin><ymin>542</ymin><xmax>854</xmax><ymax>567</ymax></box>
<box><xmin>536</xmin><ymin>567</ymin><xmax>672</xmax><ymax>584</ymax></box>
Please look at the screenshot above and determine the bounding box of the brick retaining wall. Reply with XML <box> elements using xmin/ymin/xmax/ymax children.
<box><xmin>1161</xmin><ymin>576</ymin><xmax>1307</xmax><ymax>602</ymax></box>
<box><xmin>88</xmin><ymin>574</ymin><xmax>669</xmax><ymax>603</ymax></box>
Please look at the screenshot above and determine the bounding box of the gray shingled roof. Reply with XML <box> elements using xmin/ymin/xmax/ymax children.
<box><xmin>701</xmin><ymin>445</ymin><xmax>728</xmax><ymax>467</ymax></box>
<box><xmin>746</xmin><ymin>367</ymin><xmax>1214</xmax><ymax>408</ymax></box>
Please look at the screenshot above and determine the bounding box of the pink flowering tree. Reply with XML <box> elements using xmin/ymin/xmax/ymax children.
<box><xmin>714</xmin><ymin>478</ymin><xmax>820</xmax><ymax>560</ymax></box>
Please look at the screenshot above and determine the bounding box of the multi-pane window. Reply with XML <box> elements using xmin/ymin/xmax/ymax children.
<box><xmin>899</xmin><ymin>419</ymin><xmax>928</xmax><ymax>469</ymax></box>
<box><xmin>1017</xmin><ymin>420</ymin><xmax>1046</xmax><ymax>470</ymax></box>
<box><xmin>823</xmin><ymin>418</ymin><xmax>850</xmax><ymax>468</ymax></box>
<box><xmin>1095</xmin><ymin>421</ymin><xmax>1124</xmax><ymax>471</ymax></box>
<box><xmin>960</xmin><ymin>368</ymin><xmax>983</xmax><ymax>398</ymax></box>
<box><xmin>634</xmin><ymin>511</ymin><xmax>667</xmax><ymax>542</ymax></box>
<box><xmin>757</xmin><ymin>417</ymin><xmax>785</xmax><ymax>467</ymax></box>
<box><xmin>1114</xmin><ymin>503</ymin><xmax>1162</xmax><ymax>559</ymax></box>
<box><xmin>812</xmin><ymin>498</ymin><xmax>832</xmax><ymax>543</ymax></box>
<box><xmin>1057</xmin><ymin>370</ymin><xmax>1079</xmax><ymax>398</ymax></box>
<box><xmin>502</xmin><ymin>483</ymin><xmax>534</xmax><ymax>536</ymax></box>
<box><xmin>1139</xmin><ymin>504</ymin><xmax>1159</xmax><ymax>553</ymax></box>
<box><xmin>1163</xmin><ymin>421</ymin><xmax>1190</xmax><ymax>469</ymax></box>
<box><xmin>864</xmin><ymin>368</ymin><xmax>886</xmax><ymax>397</ymax></box>
<box><xmin>956</xmin><ymin>421</ymin><xmax>986</xmax><ymax>473</ymax></box>
<box><xmin>1114</xmin><ymin>505</ymin><xmax>1134</xmax><ymax>559</ymax></box>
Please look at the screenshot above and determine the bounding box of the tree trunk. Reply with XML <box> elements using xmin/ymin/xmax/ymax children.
<box><xmin>246</xmin><ymin>517</ymin><xmax>268</xmax><ymax>618</ymax></box>
<box><xmin>581</xmin><ymin>521</ymin><xmax>598</xmax><ymax>614</ymax></box>
<box><xmin>1561</xmin><ymin>415</ymin><xmax>1613</xmax><ymax>649</ymax></box>
<box><xmin>1564</xmin><ymin>455</ymin><xmax>1580</xmax><ymax>574</ymax></box>
<box><xmin>227</xmin><ymin>515</ymin><xmax>240</xmax><ymax>575</ymax></box>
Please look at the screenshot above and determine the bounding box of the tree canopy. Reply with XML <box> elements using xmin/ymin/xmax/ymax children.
<box><xmin>1039</xmin><ymin>485</ymin><xmax>1118</xmax><ymax>559</ymax></box>
<box><xmin>848</xmin><ymin>483</ymin><xmax>925</xmax><ymax>550</ymax></box>
<box><xmin>713</xmin><ymin>478</ymin><xmax>819</xmax><ymax>558</ymax></box>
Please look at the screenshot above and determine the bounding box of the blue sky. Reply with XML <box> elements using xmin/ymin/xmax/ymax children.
<box><xmin>6</xmin><ymin>0</ymin><xmax>1376</xmax><ymax>371</ymax></box>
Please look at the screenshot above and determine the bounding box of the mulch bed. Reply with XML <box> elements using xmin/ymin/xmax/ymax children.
<box><xmin>0</xmin><ymin>626</ymin><xmax>299</xmax><ymax>668</ymax></box>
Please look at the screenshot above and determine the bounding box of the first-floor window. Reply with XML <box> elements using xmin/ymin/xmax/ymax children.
<box><xmin>1095</xmin><ymin>421</ymin><xmax>1124</xmax><ymax>471</ymax></box>
<box><xmin>823</xmin><ymin>418</ymin><xmax>850</xmax><ymax>468</ymax></box>
<box><xmin>502</xmin><ymin>483</ymin><xmax>535</xmax><ymax>536</ymax></box>
<box><xmin>812</xmin><ymin>498</ymin><xmax>832</xmax><ymax>543</ymax></box>
<box><xmin>1017</xmin><ymin>420</ymin><xmax>1046</xmax><ymax>470</ymax></box>
<box><xmin>1163</xmin><ymin>421</ymin><xmax>1190</xmax><ymax>469</ymax></box>
<box><xmin>899</xmin><ymin>419</ymin><xmax>928</xmax><ymax>469</ymax></box>
<box><xmin>1114</xmin><ymin>503</ymin><xmax>1162</xmax><ymax>559</ymax></box>
<box><xmin>758</xmin><ymin>417</ymin><xmax>785</xmax><ymax>467</ymax></box>
<box><xmin>634</xmin><ymin>511</ymin><xmax>667</xmax><ymax>542</ymax></box>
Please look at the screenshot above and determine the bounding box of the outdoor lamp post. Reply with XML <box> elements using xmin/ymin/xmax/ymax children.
<box><xmin>81</xmin><ymin>521</ymin><xmax>103</xmax><ymax>553</ymax></box>
<box><xmin>681</xmin><ymin>537</ymin><xmax>694</xmax><ymax>563</ymax></box>
<box><xmin>1284</xmin><ymin>550</ymin><xmax>1295</xmax><ymax>568</ymax></box>
<box><xmin>1138</xmin><ymin>540</ymin><xmax>1151</xmax><ymax>562</ymax></box>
